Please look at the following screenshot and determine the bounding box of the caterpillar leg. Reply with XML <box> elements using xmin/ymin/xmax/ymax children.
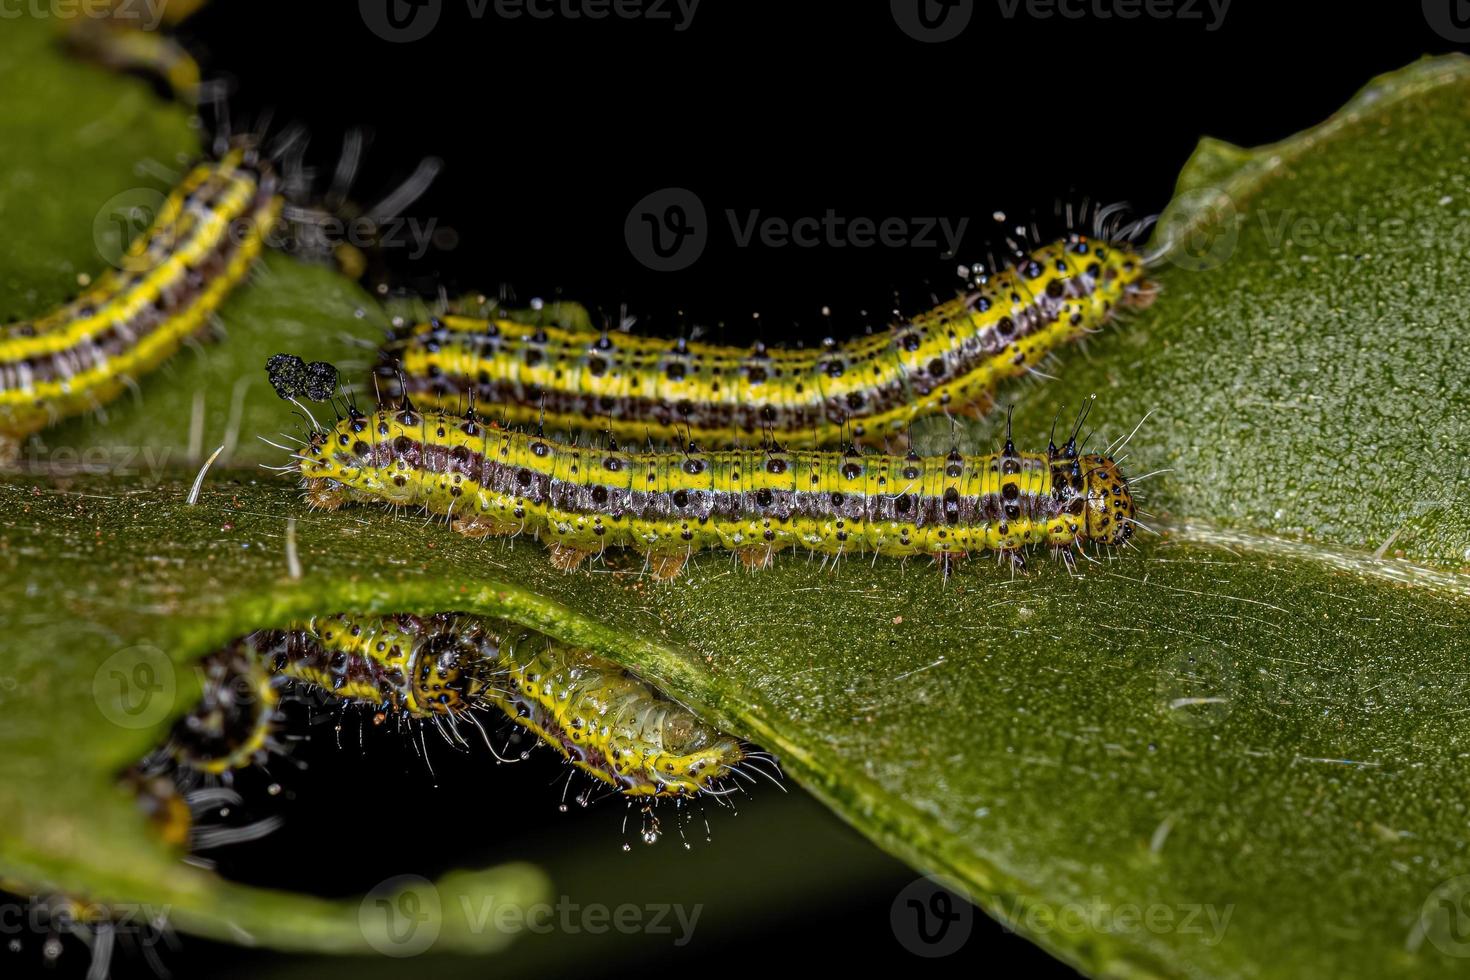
<box><xmin>547</xmin><ymin>543</ymin><xmax>593</xmax><ymax>572</ymax></box>
<box><xmin>932</xmin><ymin>551</ymin><xmax>966</xmax><ymax>579</ymax></box>
<box><xmin>334</xmin><ymin>242</ymin><xmax>369</xmax><ymax>280</ymax></box>
<box><xmin>452</xmin><ymin>513</ymin><xmax>520</xmax><ymax>539</ymax></box>
<box><xmin>303</xmin><ymin>477</ymin><xmax>349</xmax><ymax>511</ymax></box>
<box><xmin>736</xmin><ymin>546</ymin><xmax>773</xmax><ymax>570</ymax></box>
<box><xmin>1057</xmin><ymin>546</ymin><xmax>1080</xmax><ymax>575</ymax></box>
<box><xmin>948</xmin><ymin>390</ymin><xmax>995</xmax><ymax>423</ymax></box>
<box><xmin>879</xmin><ymin>431</ymin><xmax>913</xmax><ymax>455</ymax></box>
<box><xmin>1125</xmin><ymin>278</ymin><xmax>1161</xmax><ymax>309</ymax></box>
<box><xmin>646</xmin><ymin>552</ymin><xmax>689</xmax><ymax>581</ymax></box>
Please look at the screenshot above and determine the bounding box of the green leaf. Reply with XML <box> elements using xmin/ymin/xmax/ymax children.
<box><xmin>3</xmin><ymin>14</ymin><xmax>1469</xmax><ymax>977</ymax></box>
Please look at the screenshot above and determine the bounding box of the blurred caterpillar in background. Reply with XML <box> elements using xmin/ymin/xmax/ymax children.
<box><xmin>0</xmin><ymin>144</ymin><xmax>441</xmax><ymax>463</ymax></box>
<box><xmin>380</xmin><ymin>233</ymin><xmax>1156</xmax><ymax>448</ymax></box>
<box><xmin>60</xmin><ymin>0</ymin><xmax>211</xmax><ymax>103</ymax></box>
<box><xmin>0</xmin><ymin>148</ymin><xmax>281</xmax><ymax>459</ymax></box>
<box><xmin>8</xmin><ymin>5</ymin><xmax>442</xmax><ymax>463</ymax></box>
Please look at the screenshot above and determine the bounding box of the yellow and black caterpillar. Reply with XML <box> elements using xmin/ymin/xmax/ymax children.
<box><xmin>0</xmin><ymin>148</ymin><xmax>280</xmax><ymax>455</ymax></box>
<box><xmin>59</xmin><ymin>0</ymin><xmax>211</xmax><ymax>103</ymax></box>
<box><xmin>286</xmin><ymin>399</ymin><xmax>1137</xmax><ymax>579</ymax></box>
<box><xmin>381</xmin><ymin>235</ymin><xmax>1153</xmax><ymax>448</ymax></box>
<box><xmin>164</xmin><ymin>613</ymin><xmax>753</xmax><ymax>801</ymax></box>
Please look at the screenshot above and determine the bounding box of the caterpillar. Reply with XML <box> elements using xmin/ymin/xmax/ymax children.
<box><xmin>166</xmin><ymin>637</ymin><xmax>283</xmax><ymax>776</ymax></box>
<box><xmin>60</xmin><ymin>0</ymin><xmax>211</xmax><ymax>103</ymax></box>
<box><xmin>284</xmin><ymin>397</ymin><xmax>1138</xmax><ymax>579</ymax></box>
<box><xmin>0</xmin><ymin>147</ymin><xmax>281</xmax><ymax>458</ymax></box>
<box><xmin>257</xmin><ymin>612</ymin><xmax>495</xmax><ymax>722</ymax></box>
<box><xmin>380</xmin><ymin>235</ymin><xmax>1154</xmax><ymax>448</ymax></box>
<box><xmin>146</xmin><ymin>612</ymin><xmax>753</xmax><ymax>802</ymax></box>
<box><xmin>484</xmin><ymin>622</ymin><xmax>751</xmax><ymax>800</ymax></box>
<box><xmin>254</xmin><ymin>612</ymin><xmax>752</xmax><ymax>800</ymax></box>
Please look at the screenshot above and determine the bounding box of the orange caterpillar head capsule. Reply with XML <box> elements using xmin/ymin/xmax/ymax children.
<box><xmin>1079</xmin><ymin>454</ymin><xmax>1136</xmax><ymax>546</ymax></box>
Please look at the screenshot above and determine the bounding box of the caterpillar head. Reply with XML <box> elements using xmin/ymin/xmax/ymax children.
<box><xmin>662</xmin><ymin>738</ymin><xmax>746</xmax><ymax>796</ymax></box>
<box><xmin>1080</xmin><ymin>455</ymin><xmax>1136</xmax><ymax>546</ymax></box>
<box><xmin>653</xmin><ymin>716</ymin><xmax>746</xmax><ymax>797</ymax></box>
<box><xmin>413</xmin><ymin>629</ymin><xmax>496</xmax><ymax>715</ymax></box>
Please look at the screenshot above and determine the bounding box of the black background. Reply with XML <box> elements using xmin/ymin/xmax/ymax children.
<box><xmin>186</xmin><ymin>0</ymin><xmax>1467</xmax><ymax>342</ymax></box>
<box><xmin>17</xmin><ymin>2</ymin><xmax>1468</xmax><ymax>978</ymax></box>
